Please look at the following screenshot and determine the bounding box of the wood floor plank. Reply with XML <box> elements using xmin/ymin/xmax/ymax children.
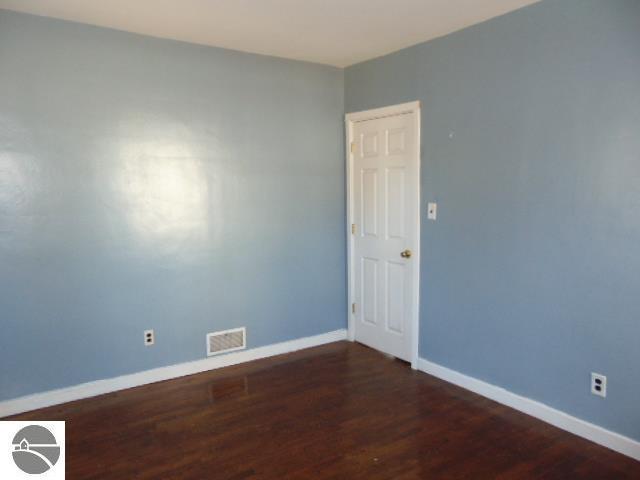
<box><xmin>6</xmin><ymin>342</ymin><xmax>640</xmax><ymax>479</ymax></box>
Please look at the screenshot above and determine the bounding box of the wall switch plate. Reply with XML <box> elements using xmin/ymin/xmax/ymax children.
<box><xmin>591</xmin><ymin>372</ymin><xmax>606</xmax><ymax>398</ymax></box>
<box><xmin>427</xmin><ymin>202</ymin><xmax>437</xmax><ymax>220</ymax></box>
<box><xmin>144</xmin><ymin>329</ymin><xmax>155</xmax><ymax>346</ymax></box>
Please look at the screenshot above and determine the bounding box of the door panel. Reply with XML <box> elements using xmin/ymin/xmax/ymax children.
<box><xmin>352</xmin><ymin>111</ymin><xmax>418</xmax><ymax>362</ymax></box>
<box><xmin>387</xmin><ymin>128</ymin><xmax>406</xmax><ymax>155</ymax></box>
<box><xmin>386</xmin><ymin>261</ymin><xmax>405</xmax><ymax>334</ymax></box>
<box><xmin>362</xmin><ymin>132</ymin><xmax>379</xmax><ymax>157</ymax></box>
<box><xmin>361</xmin><ymin>257</ymin><xmax>378</xmax><ymax>326</ymax></box>
<box><xmin>385</xmin><ymin>167</ymin><xmax>406</xmax><ymax>240</ymax></box>
<box><xmin>361</xmin><ymin>169</ymin><xmax>378</xmax><ymax>237</ymax></box>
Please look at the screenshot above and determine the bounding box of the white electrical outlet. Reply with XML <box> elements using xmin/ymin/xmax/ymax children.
<box><xmin>591</xmin><ymin>372</ymin><xmax>606</xmax><ymax>398</ymax></box>
<box><xmin>427</xmin><ymin>202</ymin><xmax>437</xmax><ymax>220</ymax></box>
<box><xmin>144</xmin><ymin>329</ymin><xmax>155</xmax><ymax>346</ymax></box>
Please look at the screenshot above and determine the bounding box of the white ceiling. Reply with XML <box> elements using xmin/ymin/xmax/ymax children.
<box><xmin>0</xmin><ymin>0</ymin><xmax>540</xmax><ymax>67</ymax></box>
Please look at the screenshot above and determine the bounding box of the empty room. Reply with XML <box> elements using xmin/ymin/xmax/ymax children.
<box><xmin>1</xmin><ymin>0</ymin><xmax>639</xmax><ymax>478</ymax></box>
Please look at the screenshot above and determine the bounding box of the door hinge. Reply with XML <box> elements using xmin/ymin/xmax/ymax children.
<box><xmin>351</xmin><ymin>224</ymin><xmax>356</xmax><ymax>235</ymax></box>
<box><xmin>352</xmin><ymin>303</ymin><xmax>356</xmax><ymax>314</ymax></box>
<box><xmin>350</xmin><ymin>142</ymin><xmax>356</xmax><ymax>154</ymax></box>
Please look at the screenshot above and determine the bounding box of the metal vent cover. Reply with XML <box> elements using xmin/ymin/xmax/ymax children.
<box><xmin>206</xmin><ymin>327</ymin><xmax>246</xmax><ymax>356</ymax></box>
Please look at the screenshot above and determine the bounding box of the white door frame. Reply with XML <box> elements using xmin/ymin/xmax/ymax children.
<box><xmin>345</xmin><ymin>101</ymin><xmax>421</xmax><ymax>369</ymax></box>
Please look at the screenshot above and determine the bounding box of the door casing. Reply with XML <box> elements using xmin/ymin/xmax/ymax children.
<box><xmin>345</xmin><ymin>101</ymin><xmax>421</xmax><ymax>369</ymax></box>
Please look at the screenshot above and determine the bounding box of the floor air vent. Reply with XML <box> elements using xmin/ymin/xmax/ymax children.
<box><xmin>206</xmin><ymin>327</ymin><xmax>246</xmax><ymax>356</ymax></box>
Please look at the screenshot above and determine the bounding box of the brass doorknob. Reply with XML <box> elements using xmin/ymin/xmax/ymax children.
<box><xmin>400</xmin><ymin>249</ymin><xmax>412</xmax><ymax>258</ymax></box>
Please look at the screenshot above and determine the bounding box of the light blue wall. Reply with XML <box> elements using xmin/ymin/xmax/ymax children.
<box><xmin>3</xmin><ymin>1</ymin><xmax>639</xmax><ymax>444</ymax></box>
<box><xmin>346</xmin><ymin>0</ymin><xmax>640</xmax><ymax>441</ymax></box>
<box><xmin>0</xmin><ymin>10</ymin><xmax>345</xmax><ymax>401</ymax></box>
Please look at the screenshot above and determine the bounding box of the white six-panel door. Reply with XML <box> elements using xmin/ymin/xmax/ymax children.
<box><xmin>348</xmin><ymin>103</ymin><xmax>420</xmax><ymax>363</ymax></box>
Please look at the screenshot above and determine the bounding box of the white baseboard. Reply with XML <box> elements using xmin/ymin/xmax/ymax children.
<box><xmin>418</xmin><ymin>358</ymin><xmax>640</xmax><ymax>462</ymax></box>
<box><xmin>0</xmin><ymin>329</ymin><xmax>347</xmax><ymax>418</ymax></box>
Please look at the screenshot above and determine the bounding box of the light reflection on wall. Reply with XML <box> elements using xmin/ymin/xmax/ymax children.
<box><xmin>115</xmin><ymin>137</ymin><xmax>214</xmax><ymax>253</ymax></box>
<box><xmin>0</xmin><ymin>114</ymin><xmax>36</xmax><ymax>230</ymax></box>
<box><xmin>0</xmin><ymin>152</ymin><xmax>35</xmax><ymax>249</ymax></box>
<box><xmin>0</xmin><ymin>153</ymin><xmax>26</xmax><ymax>211</ymax></box>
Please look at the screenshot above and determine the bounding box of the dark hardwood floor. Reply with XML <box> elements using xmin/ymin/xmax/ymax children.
<box><xmin>8</xmin><ymin>341</ymin><xmax>640</xmax><ymax>479</ymax></box>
